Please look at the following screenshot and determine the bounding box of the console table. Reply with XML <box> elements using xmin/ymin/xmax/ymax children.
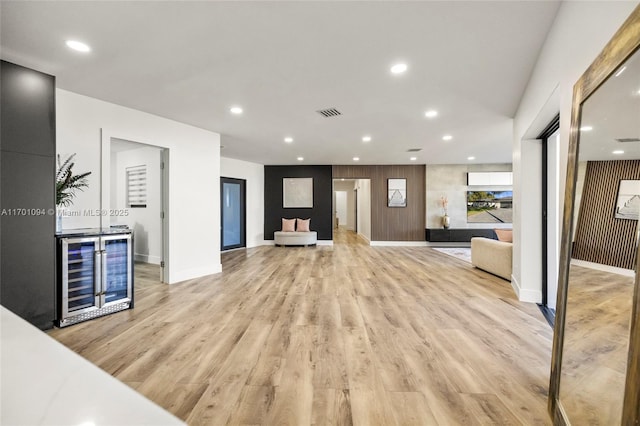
<box><xmin>426</xmin><ymin>228</ymin><xmax>496</xmax><ymax>243</ymax></box>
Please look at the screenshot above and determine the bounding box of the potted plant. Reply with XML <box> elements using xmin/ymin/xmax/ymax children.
<box><xmin>56</xmin><ymin>153</ymin><xmax>91</xmax><ymax>231</ymax></box>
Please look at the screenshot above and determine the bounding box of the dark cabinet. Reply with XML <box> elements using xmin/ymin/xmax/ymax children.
<box><xmin>426</xmin><ymin>228</ymin><xmax>497</xmax><ymax>243</ymax></box>
<box><xmin>0</xmin><ymin>61</ymin><xmax>56</xmax><ymax>330</ymax></box>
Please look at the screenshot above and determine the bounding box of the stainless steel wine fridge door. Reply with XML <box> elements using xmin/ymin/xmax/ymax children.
<box><xmin>61</xmin><ymin>237</ymin><xmax>101</xmax><ymax>321</ymax></box>
<box><xmin>101</xmin><ymin>234</ymin><xmax>132</xmax><ymax>307</ymax></box>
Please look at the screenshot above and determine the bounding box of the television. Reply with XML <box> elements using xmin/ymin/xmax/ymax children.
<box><xmin>467</xmin><ymin>191</ymin><xmax>513</xmax><ymax>223</ymax></box>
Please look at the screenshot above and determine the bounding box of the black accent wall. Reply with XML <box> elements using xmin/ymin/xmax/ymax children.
<box><xmin>264</xmin><ymin>165</ymin><xmax>333</xmax><ymax>240</ymax></box>
<box><xmin>1</xmin><ymin>60</ymin><xmax>56</xmax><ymax>330</ymax></box>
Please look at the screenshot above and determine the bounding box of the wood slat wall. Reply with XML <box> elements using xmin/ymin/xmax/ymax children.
<box><xmin>333</xmin><ymin>165</ymin><xmax>425</xmax><ymax>241</ymax></box>
<box><xmin>572</xmin><ymin>160</ymin><xmax>640</xmax><ymax>269</ymax></box>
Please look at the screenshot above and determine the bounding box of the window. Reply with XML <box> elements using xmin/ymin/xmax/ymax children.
<box><xmin>126</xmin><ymin>165</ymin><xmax>147</xmax><ymax>208</ymax></box>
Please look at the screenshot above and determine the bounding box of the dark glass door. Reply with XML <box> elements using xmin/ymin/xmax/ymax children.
<box><xmin>539</xmin><ymin>115</ymin><xmax>560</xmax><ymax>325</ymax></box>
<box><xmin>221</xmin><ymin>177</ymin><xmax>246</xmax><ymax>251</ymax></box>
<box><xmin>63</xmin><ymin>239</ymin><xmax>100</xmax><ymax>314</ymax></box>
<box><xmin>103</xmin><ymin>235</ymin><xmax>132</xmax><ymax>304</ymax></box>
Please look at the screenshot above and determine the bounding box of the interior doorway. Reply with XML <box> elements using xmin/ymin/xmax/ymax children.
<box><xmin>333</xmin><ymin>178</ymin><xmax>371</xmax><ymax>244</ymax></box>
<box><xmin>107</xmin><ymin>138</ymin><xmax>168</xmax><ymax>283</ymax></box>
<box><xmin>335</xmin><ymin>191</ymin><xmax>348</xmax><ymax>229</ymax></box>
<box><xmin>220</xmin><ymin>177</ymin><xmax>246</xmax><ymax>251</ymax></box>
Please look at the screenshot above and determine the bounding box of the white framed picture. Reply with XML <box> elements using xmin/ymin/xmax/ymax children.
<box><xmin>388</xmin><ymin>178</ymin><xmax>407</xmax><ymax>207</ymax></box>
<box><xmin>283</xmin><ymin>177</ymin><xmax>313</xmax><ymax>208</ymax></box>
<box><xmin>614</xmin><ymin>179</ymin><xmax>640</xmax><ymax>220</ymax></box>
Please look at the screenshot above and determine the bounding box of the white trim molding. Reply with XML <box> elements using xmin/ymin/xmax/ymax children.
<box><xmin>511</xmin><ymin>274</ymin><xmax>542</xmax><ymax>303</ymax></box>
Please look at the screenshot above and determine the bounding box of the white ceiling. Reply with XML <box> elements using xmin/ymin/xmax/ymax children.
<box><xmin>579</xmin><ymin>47</ymin><xmax>640</xmax><ymax>161</ymax></box>
<box><xmin>0</xmin><ymin>1</ymin><xmax>561</xmax><ymax>165</ymax></box>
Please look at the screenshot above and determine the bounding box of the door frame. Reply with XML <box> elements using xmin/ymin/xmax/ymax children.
<box><xmin>538</xmin><ymin>114</ymin><xmax>560</xmax><ymax>323</ymax></box>
<box><xmin>101</xmin><ymin>131</ymin><xmax>169</xmax><ymax>283</ymax></box>
<box><xmin>220</xmin><ymin>177</ymin><xmax>246</xmax><ymax>251</ymax></box>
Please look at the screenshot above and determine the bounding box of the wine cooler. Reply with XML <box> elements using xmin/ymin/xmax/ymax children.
<box><xmin>57</xmin><ymin>231</ymin><xmax>133</xmax><ymax>327</ymax></box>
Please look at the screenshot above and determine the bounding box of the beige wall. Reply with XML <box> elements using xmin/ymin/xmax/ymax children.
<box><xmin>426</xmin><ymin>163</ymin><xmax>512</xmax><ymax>229</ymax></box>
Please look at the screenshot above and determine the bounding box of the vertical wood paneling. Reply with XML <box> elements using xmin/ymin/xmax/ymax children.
<box><xmin>333</xmin><ymin>165</ymin><xmax>425</xmax><ymax>241</ymax></box>
<box><xmin>572</xmin><ymin>160</ymin><xmax>640</xmax><ymax>269</ymax></box>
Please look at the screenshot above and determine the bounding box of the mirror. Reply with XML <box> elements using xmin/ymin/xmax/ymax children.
<box><xmin>549</xmin><ymin>6</ymin><xmax>640</xmax><ymax>426</ymax></box>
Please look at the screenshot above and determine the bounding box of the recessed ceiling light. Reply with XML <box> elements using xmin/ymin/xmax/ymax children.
<box><xmin>424</xmin><ymin>110</ymin><xmax>438</xmax><ymax>118</ymax></box>
<box><xmin>362</xmin><ymin>136</ymin><xmax>372</xmax><ymax>142</ymax></box>
<box><xmin>612</xmin><ymin>150</ymin><xmax>624</xmax><ymax>155</ymax></box>
<box><xmin>410</xmin><ymin>157</ymin><xmax>417</xmax><ymax>161</ymax></box>
<box><xmin>442</xmin><ymin>135</ymin><xmax>453</xmax><ymax>141</ymax></box>
<box><xmin>230</xmin><ymin>106</ymin><xmax>243</xmax><ymax>114</ymax></box>
<box><xmin>636</xmin><ymin>88</ymin><xmax>640</xmax><ymax>95</ymax></box>
<box><xmin>65</xmin><ymin>40</ymin><xmax>91</xmax><ymax>53</ymax></box>
<box><xmin>297</xmin><ymin>156</ymin><xmax>304</xmax><ymax>161</ymax></box>
<box><xmin>353</xmin><ymin>157</ymin><xmax>360</xmax><ymax>162</ymax></box>
<box><xmin>580</xmin><ymin>126</ymin><xmax>593</xmax><ymax>131</ymax></box>
<box><xmin>615</xmin><ymin>66</ymin><xmax>627</xmax><ymax>77</ymax></box>
<box><xmin>284</xmin><ymin>137</ymin><xmax>293</xmax><ymax>143</ymax></box>
<box><xmin>341</xmin><ymin>178</ymin><xmax>345</xmax><ymax>181</ymax></box>
<box><xmin>390</xmin><ymin>63</ymin><xmax>408</xmax><ymax>74</ymax></box>
<box><xmin>467</xmin><ymin>156</ymin><xmax>475</xmax><ymax>161</ymax></box>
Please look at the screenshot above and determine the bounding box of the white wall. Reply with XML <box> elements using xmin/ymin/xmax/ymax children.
<box><xmin>111</xmin><ymin>144</ymin><xmax>163</xmax><ymax>265</ymax></box>
<box><xmin>57</xmin><ymin>89</ymin><xmax>221</xmax><ymax>284</ymax></box>
<box><xmin>426</xmin><ymin>163</ymin><xmax>513</xmax><ymax>229</ymax></box>
<box><xmin>512</xmin><ymin>1</ymin><xmax>638</xmax><ymax>303</ymax></box>
<box><xmin>220</xmin><ymin>157</ymin><xmax>265</xmax><ymax>248</ymax></box>
<box><xmin>356</xmin><ymin>179</ymin><xmax>371</xmax><ymax>242</ymax></box>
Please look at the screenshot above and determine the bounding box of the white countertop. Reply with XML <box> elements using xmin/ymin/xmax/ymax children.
<box><xmin>0</xmin><ymin>307</ymin><xmax>184</xmax><ymax>426</ymax></box>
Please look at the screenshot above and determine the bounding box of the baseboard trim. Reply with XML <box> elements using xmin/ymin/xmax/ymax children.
<box><xmin>134</xmin><ymin>253</ymin><xmax>161</xmax><ymax>265</ymax></box>
<box><xmin>511</xmin><ymin>274</ymin><xmax>541</xmax><ymax>303</ymax></box>
<box><xmin>370</xmin><ymin>241</ymin><xmax>428</xmax><ymax>247</ymax></box>
<box><xmin>357</xmin><ymin>233</ymin><xmax>371</xmax><ymax>244</ymax></box>
<box><xmin>169</xmin><ymin>264</ymin><xmax>222</xmax><ymax>284</ymax></box>
<box><xmin>571</xmin><ymin>259</ymin><xmax>634</xmax><ymax>277</ymax></box>
<box><xmin>510</xmin><ymin>274</ymin><xmax>520</xmax><ymax>298</ymax></box>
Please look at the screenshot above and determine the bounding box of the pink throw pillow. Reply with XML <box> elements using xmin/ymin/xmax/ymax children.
<box><xmin>282</xmin><ymin>218</ymin><xmax>296</xmax><ymax>232</ymax></box>
<box><xmin>495</xmin><ymin>229</ymin><xmax>513</xmax><ymax>243</ymax></box>
<box><xmin>297</xmin><ymin>218</ymin><xmax>311</xmax><ymax>232</ymax></box>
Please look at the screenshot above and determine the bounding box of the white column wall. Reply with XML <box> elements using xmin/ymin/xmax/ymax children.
<box><xmin>356</xmin><ymin>179</ymin><xmax>372</xmax><ymax>242</ymax></box>
<box><xmin>512</xmin><ymin>1</ymin><xmax>638</xmax><ymax>302</ymax></box>
<box><xmin>57</xmin><ymin>89</ymin><xmax>221</xmax><ymax>284</ymax></box>
<box><xmin>220</xmin><ymin>156</ymin><xmax>265</xmax><ymax>248</ymax></box>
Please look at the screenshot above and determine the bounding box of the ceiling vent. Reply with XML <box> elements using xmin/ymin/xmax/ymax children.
<box><xmin>316</xmin><ymin>108</ymin><xmax>341</xmax><ymax>118</ymax></box>
<box><xmin>615</xmin><ymin>137</ymin><xmax>640</xmax><ymax>143</ymax></box>
<box><xmin>407</xmin><ymin>148</ymin><xmax>423</xmax><ymax>152</ymax></box>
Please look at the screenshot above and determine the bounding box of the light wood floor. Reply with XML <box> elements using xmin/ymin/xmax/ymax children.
<box><xmin>49</xmin><ymin>230</ymin><xmax>553</xmax><ymax>425</ymax></box>
<box><xmin>559</xmin><ymin>264</ymin><xmax>635</xmax><ymax>425</ymax></box>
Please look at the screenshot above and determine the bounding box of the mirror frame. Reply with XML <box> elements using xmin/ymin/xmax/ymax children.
<box><xmin>549</xmin><ymin>5</ymin><xmax>640</xmax><ymax>425</ymax></box>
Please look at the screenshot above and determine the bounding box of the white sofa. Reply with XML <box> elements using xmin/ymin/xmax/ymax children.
<box><xmin>274</xmin><ymin>231</ymin><xmax>317</xmax><ymax>247</ymax></box>
<box><xmin>471</xmin><ymin>237</ymin><xmax>512</xmax><ymax>280</ymax></box>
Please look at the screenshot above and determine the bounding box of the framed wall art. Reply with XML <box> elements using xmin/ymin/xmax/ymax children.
<box><xmin>388</xmin><ymin>178</ymin><xmax>406</xmax><ymax>207</ymax></box>
<box><xmin>283</xmin><ymin>177</ymin><xmax>313</xmax><ymax>208</ymax></box>
<box><xmin>614</xmin><ymin>179</ymin><xmax>640</xmax><ymax>220</ymax></box>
